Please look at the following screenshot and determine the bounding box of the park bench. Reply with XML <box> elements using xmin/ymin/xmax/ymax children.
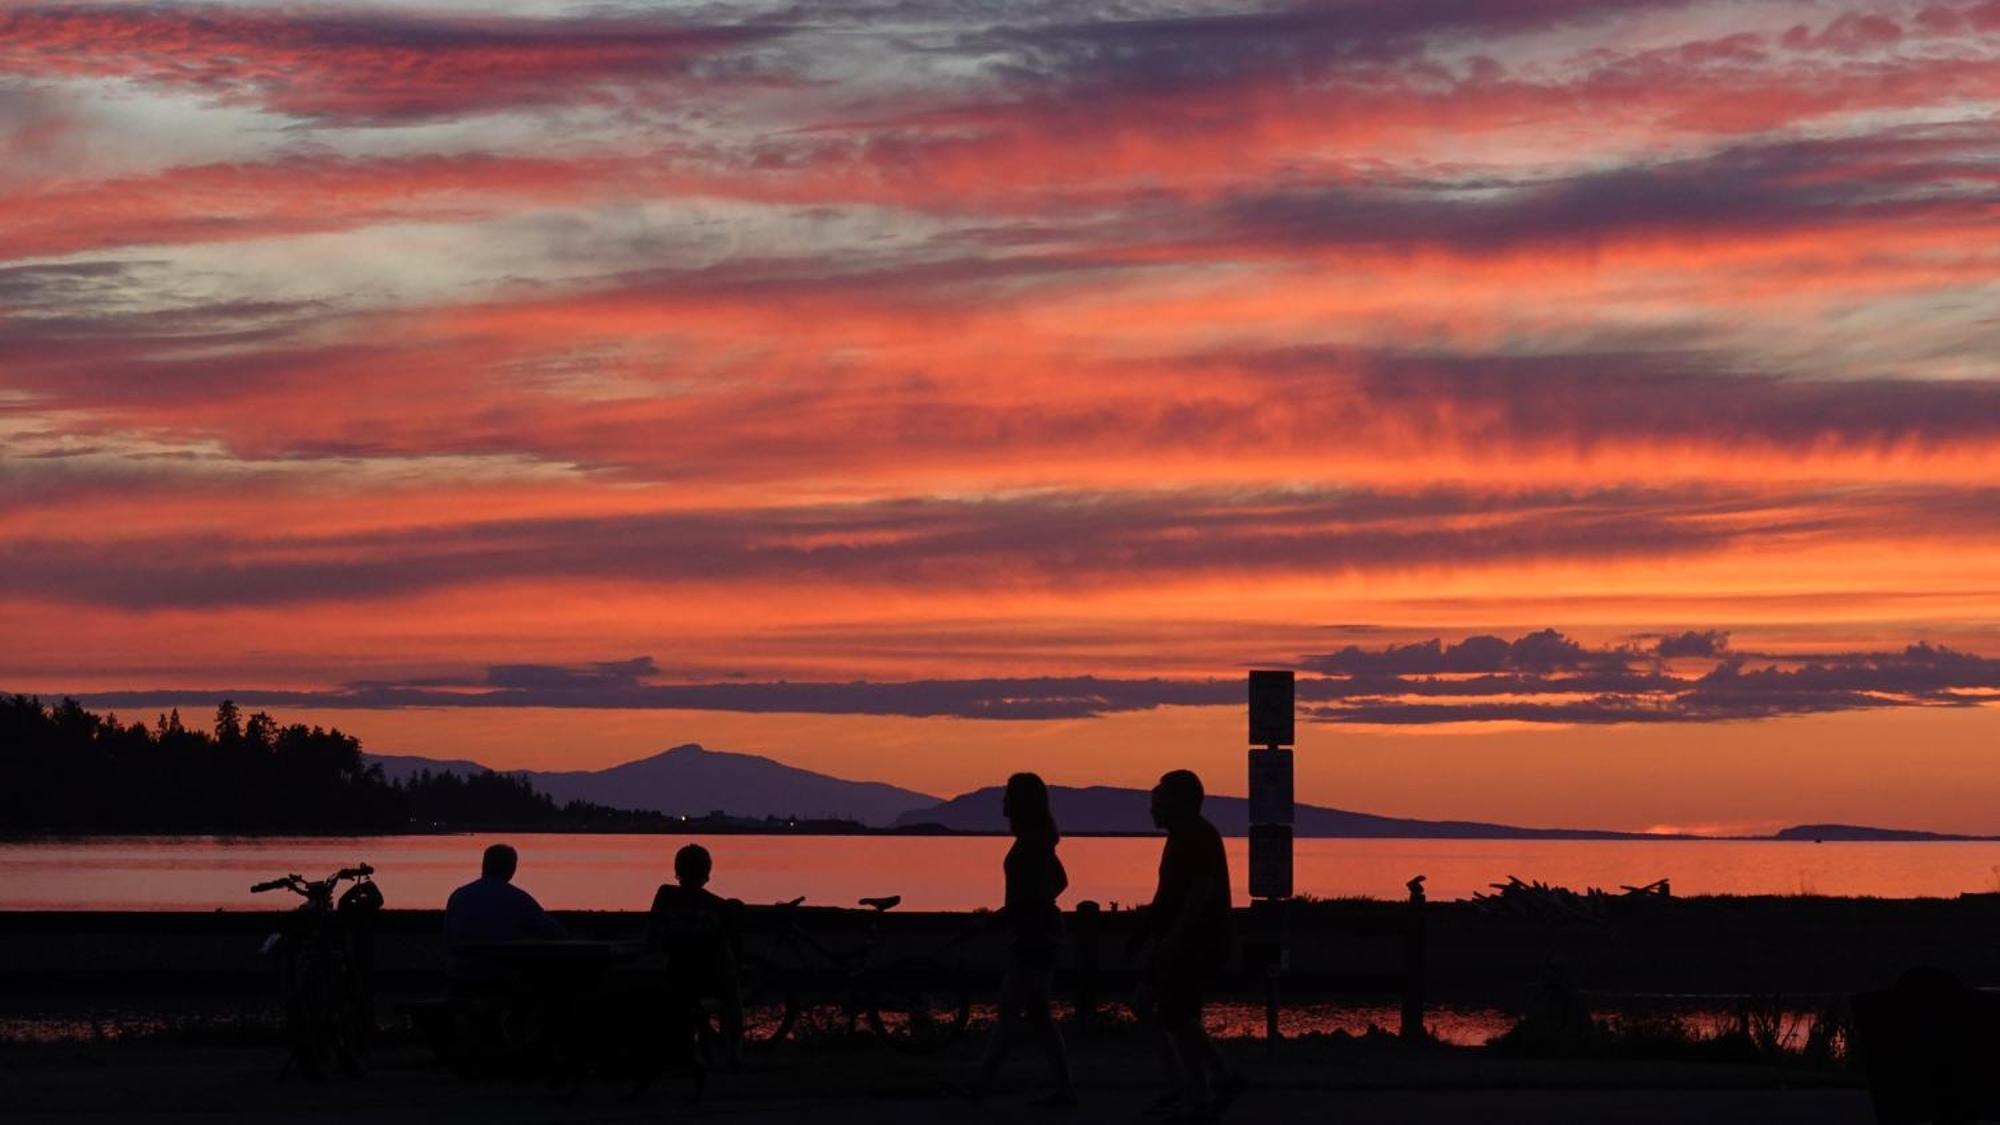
<box><xmin>404</xmin><ymin>940</ymin><xmax>708</xmax><ymax>1101</ymax></box>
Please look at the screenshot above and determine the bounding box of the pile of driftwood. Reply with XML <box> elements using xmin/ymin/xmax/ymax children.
<box><xmin>1471</xmin><ymin>876</ymin><xmax>1672</xmax><ymax>921</ymax></box>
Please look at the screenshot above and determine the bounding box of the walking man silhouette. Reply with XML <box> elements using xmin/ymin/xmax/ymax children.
<box><xmin>1129</xmin><ymin>770</ymin><xmax>1244</xmax><ymax>1121</ymax></box>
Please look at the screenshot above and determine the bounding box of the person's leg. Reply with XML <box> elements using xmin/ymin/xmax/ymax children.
<box><xmin>974</xmin><ymin>966</ymin><xmax>1027</xmax><ymax>1093</ymax></box>
<box><xmin>1140</xmin><ymin>979</ymin><xmax>1190</xmax><ymax>1114</ymax></box>
<box><xmin>1203</xmin><ymin>1031</ymin><xmax>1247</xmax><ymax>1113</ymax></box>
<box><xmin>1152</xmin><ymin>1027</ymin><xmax>1189</xmax><ymax>1115</ymax></box>
<box><xmin>1168</xmin><ymin>1017</ymin><xmax>1214</xmax><ymax>1109</ymax></box>
<box><xmin>1190</xmin><ymin>1023</ymin><xmax>1242</xmax><ymax>1108</ymax></box>
<box><xmin>1165</xmin><ymin>985</ymin><xmax>1240</xmax><ymax>1119</ymax></box>
<box><xmin>1187</xmin><ymin>997</ymin><xmax>1227</xmax><ymax>1085</ymax></box>
<box><xmin>1018</xmin><ymin>967</ymin><xmax>1076</xmax><ymax>1103</ymax></box>
<box><xmin>715</xmin><ymin>949</ymin><xmax>744</xmax><ymax>1057</ymax></box>
<box><xmin>1200</xmin><ymin>1035</ymin><xmax>1231</xmax><ymax>1084</ymax></box>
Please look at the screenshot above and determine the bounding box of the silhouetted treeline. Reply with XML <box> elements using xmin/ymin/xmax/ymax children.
<box><xmin>0</xmin><ymin>697</ymin><xmax>660</xmax><ymax>834</ymax></box>
<box><xmin>399</xmin><ymin>767</ymin><xmax>565</xmax><ymax>827</ymax></box>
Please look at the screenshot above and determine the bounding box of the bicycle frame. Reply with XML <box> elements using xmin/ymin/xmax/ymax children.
<box><xmin>742</xmin><ymin>897</ymin><xmax>975</xmax><ymax>1052</ymax></box>
<box><xmin>252</xmin><ymin>864</ymin><xmax>378</xmax><ymax>1078</ymax></box>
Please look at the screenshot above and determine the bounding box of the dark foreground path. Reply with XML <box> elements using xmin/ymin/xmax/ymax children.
<box><xmin>4</xmin><ymin>1087</ymin><xmax>1877</xmax><ymax>1125</ymax></box>
<box><xmin>726</xmin><ymin>1089</ymin><xmax>1873</xmax><ymax>1125</ymax></box>
<box><xmin>2</xmin><ymin>1039</ymin><xmax>1873</xmax><ymax>1124</ymax></box>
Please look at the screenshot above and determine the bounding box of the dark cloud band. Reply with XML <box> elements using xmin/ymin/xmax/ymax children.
<box><xmin>46</xmin><ymin>631</ymin><xmax>2000</xmax><ymax>726</ymax></box>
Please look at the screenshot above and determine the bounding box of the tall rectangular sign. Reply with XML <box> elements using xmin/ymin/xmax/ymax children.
<box><xmin>1248</xmin><ymin>669</ymin><xmax>1295</xmax><ymax>749</ymax></box>
<box><xmin>1246</xmin><ymin>670</ymin><xmax>1295</xmax><ymax>900</ymax></box>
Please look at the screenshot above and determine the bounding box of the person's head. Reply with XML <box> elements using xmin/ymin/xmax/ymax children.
<box><xmin>1150</xmin><ymin>769</ymin><xmax>1205</xmax><ymax>829</ymax></box>
<box><xmin>481</xmin><ymin>843</ymin><xmax>519</xmax><ymax>882</ymax></box>
<box><xmin>1002</xmin><ymin>772</ymin><xmax>1058</xmax><ymax>840</ymax></box>
<box><xmin>674</xmin><ymin>843</ymin><xmax>713</xmax><ymax>889</ymax></box>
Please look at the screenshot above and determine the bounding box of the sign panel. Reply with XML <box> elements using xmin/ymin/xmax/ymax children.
<box><xmin>1247</xmin><ymin>747</ymin><xmax>1294</xmax><ymax>825</ymax></box>
<box><xmin>1247</xmin><ymin>824</ymin><xmax>1294</xmax><ymax>899</ymax></box>
<box><xmin>1248</xmin><ymin>669</ymin><xmax>1295</xmax><ymax>748</ymax></box>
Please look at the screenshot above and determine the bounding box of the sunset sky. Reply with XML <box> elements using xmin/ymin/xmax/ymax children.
<box><xmin>4</xmin><ymin>0</ymin><xmax>1998</xmax><ymax>833</ymax></box>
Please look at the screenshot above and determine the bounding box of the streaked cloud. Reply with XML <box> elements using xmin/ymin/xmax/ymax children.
<box><xmin>4</xmin><ymin>0</ymin><xmax>1998</xmax><ymax>752</ymax></box>
<box><xmin>61</xmin><ymin>630</ymin><xmax>2000</xmax><ymax>725</ymax></box>
<box><xmin>0</xmin><ymin>5</ymin><xmax>785</xmax><ymax>124</ymax></box>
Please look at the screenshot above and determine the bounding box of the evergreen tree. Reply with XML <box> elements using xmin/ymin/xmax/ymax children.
<box><xmin>0</xmin><ymin>697</ymin><xmax>659</xmax><ymax>834</ymax></box>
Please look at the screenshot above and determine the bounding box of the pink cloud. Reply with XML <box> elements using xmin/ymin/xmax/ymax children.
<box><xmin>0</xmin><ymin>5</ymin><xmax>783</xmax><ymax>123</ymax></box>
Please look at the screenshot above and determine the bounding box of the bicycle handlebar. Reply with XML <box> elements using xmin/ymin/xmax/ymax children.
<box><xmin>249</xmin><ymin>865</ymin><xmax>372</xmax><ymax>895</ymax></box>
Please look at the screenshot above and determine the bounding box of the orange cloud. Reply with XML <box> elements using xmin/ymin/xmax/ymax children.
<box><xmin>4</xmin><ymin>0</ymin><xmax>1997</xmax><ymax>776</ymax></box>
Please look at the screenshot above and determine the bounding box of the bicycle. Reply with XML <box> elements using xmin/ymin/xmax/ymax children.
<box><xmin>252</xmin><ymin>863</ymin><xmax>382</xmax><ymax>1078</ymax></box>
<box><xmin>737</xmin><ymin>894</ymin><xmax>973</xmax><ymax>1054</ymax></box>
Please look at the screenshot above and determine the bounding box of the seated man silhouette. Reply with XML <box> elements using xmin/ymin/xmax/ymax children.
<box><xmin>443</xmin><ymin>843</ymin><xmax>564</xmax><ymax>988</ymax></box>
<box><xmin>647</xmin><ymin>844</ymin><xmax>744</xmax><ymax>1061</ymax></box>
<box><xmin>1128</xmin><ymin>770</ymin><xmax>1244</xmax><ymax>1121</ymax></box>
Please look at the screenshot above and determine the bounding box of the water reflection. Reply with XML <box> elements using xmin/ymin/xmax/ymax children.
<box><xmin>4</xmin><ymin>834</ymin><xmax>2000</xmax><ymax>911</ymax></box>
<box><xmin>0</xmin><ymin>1000</ymin><xmax>1840</xmax><ymax>1051</ymax></box>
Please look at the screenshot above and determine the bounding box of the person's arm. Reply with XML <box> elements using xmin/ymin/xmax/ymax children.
<box><xmin>528</xmin><ymin>888</ymin><xmax>568</xmax><ymax>932</ymax></box>
<box><xmin>721</xmin><ymin>897</ymin><xmax>745</xmax><ymax>961</ymax></box>
<box><xmin>1160</xmin><ymin>833</ymin><xmax>1227</xmax><ymax>956</ymax></box>
<box><xmin>1000</xmin><ymin>838</ymin><xmax>1063</xmax><ymax>930</ymax></box>
<box><xmin>990</xmin><ymin>841</ymin><xmax>1021</xmax><ymax>930</ymax></box>
<box><xmin>1127</xmin><ymin>846</ymin><xmax>1179</xmax><ymax>956</ymax></box>
<box><xmin>536</xmin><ymin>903</ymin><xmax>566</xmax><ymax>938</ymax></box>
<box><xmin>1161</xmin><ymin>857</ymin><xmax>1219</xmax><ymax>954</ymax></box>
<box><xmin>643</xmin><ymin>885</ymin><xmax>669</xmax><ymax>946</ymax></box>
<box><xmin>515</xmin><ymin>886</ymin><xmax>565</xmax><ymax>938</ymax></box>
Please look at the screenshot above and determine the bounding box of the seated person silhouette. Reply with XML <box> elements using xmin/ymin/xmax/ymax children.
<box><xmin>443</xmin><ymin>843</ymin><xmax>564</xmax><ymax>989</ymax></box>
<box><xmin>647</xmin><ymin>844</ymin><xmax>744</xmax><ymax>1061</ymax></box>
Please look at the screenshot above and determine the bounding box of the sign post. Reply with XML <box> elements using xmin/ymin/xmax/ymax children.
<box><xmin>1247</xmin><ymin>669</ymin><xmax>1295</xmax><ymax>897</ymax></box>
<box><xmin>1246</xmin><ymin>669</ymin><xmax>1295</xmax><ymax>1049</ymax></box>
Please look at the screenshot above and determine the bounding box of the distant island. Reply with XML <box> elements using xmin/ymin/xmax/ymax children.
<box><xmin>6</xmin><ymin>696</ymin><xmax>1991</xmax><ymax>841</ymax></box>
<box><xmin>1770</xmin><ymin>824</ymin><xmax>2000</xmax><ymax>843</ymax></box>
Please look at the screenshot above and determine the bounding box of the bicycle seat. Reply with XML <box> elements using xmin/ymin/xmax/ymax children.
<box><xmin>858</xmin><ymin>895</ymin><xmax>902</xmax><ymax>912</ymax></box>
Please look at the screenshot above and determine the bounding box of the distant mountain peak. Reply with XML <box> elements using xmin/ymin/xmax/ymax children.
<box><xmin>369</xmin><ymin>742</ymin><xmax>937</xmax><ymax>826</ymax></box>
<box><xmin>632</xmin><ymin>742</ymin><xmax>710</xmax><ymax>762</ymax></box>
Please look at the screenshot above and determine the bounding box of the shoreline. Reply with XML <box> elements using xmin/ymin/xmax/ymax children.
<box><xmin>9</xmin><ymin>827</ymin><xmax>1999</xmax><ymax>842</ymax></box>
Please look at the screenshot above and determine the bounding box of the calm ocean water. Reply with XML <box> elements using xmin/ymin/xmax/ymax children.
<box><xmin>5</xmin><ymin>834</ymin><xmax>2000</xmax><ymax>911</ymax></box>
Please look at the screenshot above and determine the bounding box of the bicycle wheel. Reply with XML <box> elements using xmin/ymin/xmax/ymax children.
<box><xmin>327</xmin><ymin>958</ymin><xmax>368</xmax><ymax>1077</ymax></box>
<box><xmin>281</xmin><ymin>950</ymin><xmax>337</xmax><ymax>1078</ymax></box>
<box><xmin>787</xmin><ymin>996</ymin><xmax>863</xmax><ymax>1045</ymax></box>
<box><xmin>736</xmin><ymin>955</ymin><xmax>800</xmax><ymax>1046</ymax></box>
<box><xmin>866</xmin><ymin>956</ymin><xmax>970</xmax><ymax>1054</ymax></box>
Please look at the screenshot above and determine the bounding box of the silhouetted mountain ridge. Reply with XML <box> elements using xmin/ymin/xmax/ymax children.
<box><xmin>369</xmin><ymin>743</ymin><xmax>938</xmax><ymax>827</ymax></box>
<box><xmin>896</xmin><ymin>784</ymin><xmax>1663</xmax><ymax>839</ymax></box>
<box><xmin>367</xmin><ymin>748</ymin><xmax>1992</xmax><ymax>840</ymax></box>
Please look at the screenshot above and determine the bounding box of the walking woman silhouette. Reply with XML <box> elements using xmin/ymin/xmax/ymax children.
<box><xmin>967</xmin><ymin>772</ymin><xmax>1078</xmax><ymax>1106</ymax></box>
